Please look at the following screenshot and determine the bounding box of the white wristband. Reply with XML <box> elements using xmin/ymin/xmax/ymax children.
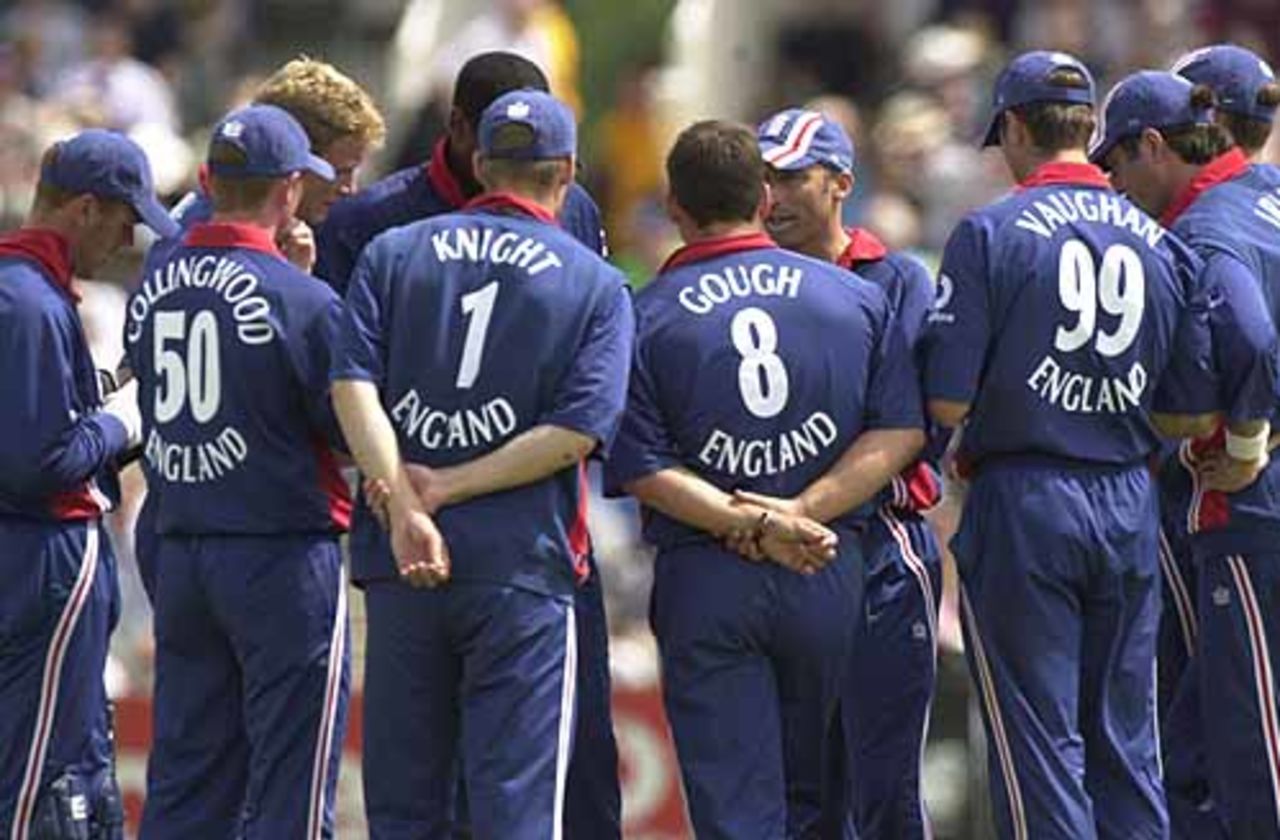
<box><xmin>1226</xmin><ymin>422</ymin><xmax>1271</xmax><ymax>462</ymax></box>
<box><xmin>102</xmin><ymin>379</ymin><xmax>143</xmax><ymax>450</ymax></box>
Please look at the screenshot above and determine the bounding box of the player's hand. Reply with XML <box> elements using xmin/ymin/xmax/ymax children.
<box><xmin>277</xmin><ymin>219</ymin><xmax>317</xmax><ymax>273</ymax></box>
<box><xmin>389</xmin><ymin>499</ymin><xmax>450</xmax><ymax>588</ymax></box>
<box><xmin>364</xmin><ymin>477</ymin><xmax>392</xmax><ymax>530</ymax></box>
<box><xmin>1199</xmin><ymin>450</ymin><xmax>1269</xmax><ymax>493</ymax></box>
<box><xmin>404</xmin><ymin>463</ymin><xmax>449</xmax><ymax>514</ymax></box>
<box><xmin>758</xmin><ymin>511</ymin><xmax>838</xmax><ymax>576</ymax></box>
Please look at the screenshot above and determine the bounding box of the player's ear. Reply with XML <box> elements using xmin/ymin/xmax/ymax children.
<box><xmin>1139</xmin><ymin>127</ymin><xmax>1164</xmax><ymax>161</ymax></box>
<box><xmin>832</xmin><ymin>171</ymin><xmax>854</xmax><ymax>201</ymax></box>
<box><xmin>757</xmin><ymin>181</ymin><xmax>774</xmax><ymax>224</ymax></box>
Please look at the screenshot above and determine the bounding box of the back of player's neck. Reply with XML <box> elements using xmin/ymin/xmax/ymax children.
<box><xmin>685</xmin><ymin>220</ymin><xmax>763</xmax><ymax>243</ymax></box>
<box><xmin>1018</xmin><ymin>148</ymin><xmax>1090</xmax><ymax>180</ymax></box>
<box><xmin>210</xmin><ymin>210</ymin><xmax>281</xmax><ymax>234</ymax></box>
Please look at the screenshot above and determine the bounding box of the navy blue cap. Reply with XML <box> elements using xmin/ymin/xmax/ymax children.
<box><xmin>42</xmin><ymin>129</ymin><xmax>178</xmax><ymax>237</ymax></box>
<box><xmin>208</xmin><ymin>104</ymin><xmax>335</xmax><ymax>181</ymax></box>
<box><xmin>1173</xmin><ymin>44</ymin><xmax>1277</xmax><ymax>122</ymax></box>
<box><xmin>982</xmin><ymin>50</ymin><xmax>1096</xmax><ymax>146</ymax></box>
<box><xmin>1089</xmin><ymin>71</ymin><xmax>1215</xmax><ymax>164</ymax></box>
<box><xmin>757</xmin><ymin>108</ymin><xmax>854</xmax><ymax>174</ymax></box>
<box><xmin>478</xmin><ymin>89</ymin><xmax>577</xmax><ymax>160</ymax></box>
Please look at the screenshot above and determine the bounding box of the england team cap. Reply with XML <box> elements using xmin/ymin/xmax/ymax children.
<box><xmin>42</xmin><ymin>129</ymin><xmax>179</xmax><ymax>238</ymax></box>
<box><xmin>207</xmin><ymin>104</ymin><xmax>335</xmax><ymax>182</ymax></box>
<box><xmin>757</xmin><ymin>109</ymin><xmax>854</xmax><ymax>174</ymax></box>
<box><xmin>1173</xmin><ymin>44</ymin><xmax>1277</xmax><ymax>122</ymax></box>
<box><xmin>982</xmin><ymin>50</ymin><xmax>1096</xmax><ymax>147</ymax></box>
<box><xmin>1088</xmin><ymin>71</ymin><xmax>1215</xmax><ymax>164</ymax></box>
<box><xmin>478</xmin><ymin>89</ymin><xmax>577</xmax><ymax>160</ymax></box>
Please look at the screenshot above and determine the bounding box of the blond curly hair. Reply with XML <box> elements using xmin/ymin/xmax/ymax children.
<box><xmin>254</xmin><ymin>57</ymin><xmax>386</xmax><ymax>154</ymax></box>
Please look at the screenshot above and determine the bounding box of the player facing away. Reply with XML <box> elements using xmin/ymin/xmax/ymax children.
<box><xmin>331</xmin><ymin>89</ymin><xmax>633</xmax><ymax>840</ymax></box>
<box><xmin>128</xmin><ymin>105</ymin><xmax>352</xmax><ymax>840</ymax></box>
<box><xmin>1175</xmin><ymin>43</ymin><xmax>1280</xmax><ymax>162</ymax></box>
<box><xmin>605</xmin><ymin>119</ymin><xmax>926</xmax><ymax>839</ymax></box>
<box><xmin>755</xmin><ymin>107</ymin><xmax>942</xmax><ymax>840</ymax></box>
<box><xmin>920</xmin><ymin>51</ymin><xmax>1239</xmax><ymax>840</ymax></box>
<box><xmin>321</xmin><ymin>50</ymin><xmax>623</xmax><ymax>839</ymax></box>
<box><xmin>0</xmin><ymin>130</ymin><xmax>174</xmax><ymax>840</ymax></box>
<box><xmin>1095</xmin><ymin>70</ymin><xmax>1280</xmax><ymax>838</ymax></box>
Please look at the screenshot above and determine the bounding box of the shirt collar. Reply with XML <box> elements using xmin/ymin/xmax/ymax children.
<box><xmin>183</xmin><ymin>222</ymin><xmax>282</xmax><ymax>256</ymax></box>
<box><xmin>1160</xmin><ymin>147</ymin><xmax>1252</xmax><ymax>227</ymax></box>
<box><xmin>660</xmin><ymin>231</ymin><xmax>776</xmax><ymax>273</ymax></box>
<box><xmin>425</xmin><ymin>137</ymin><xmax>468</xmax><ymax>210</ymax></box>
<box><xmin>1018</xmin><ymin>161</ymin><xmax>1112</xmax><ymax>190</ymax></box>
<box><xmin>837</xmin><ymin>227</ymin><xmax>888</xmax><ymax>268</ymax></box>
<box><xmin>464</xmin><ymin>192</ymin><xmax>559</xmax><ymax>225</ymax></box>
<box><xmin>0</xmin><ymin>228</ymin><xmax>77</xmax><ymax>302</ymax></box>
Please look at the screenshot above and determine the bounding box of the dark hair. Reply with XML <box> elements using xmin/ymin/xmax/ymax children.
<box><xmin>453</xmin><ymin>52</ymin><xmax>550</xmax><ymax>126</ymax></box>
<box><xmin>206</xmin><ymin>140</ymin><xmax>281</xmax><ymax>211</ymax></box>
<box><xmin>1117</xmin><ymin>85</ymin><xmax>1235</xmax><ymax>164</ymax></box>
<box><xmin>1007</xmin><ymin>67</ymin><xmax>1096</xmax><ymax>151</ymax></box>
<box><xmin>666</xmin><ymin>120</ymin><xmax>764</xmax><ymax>227</ymax></box>
<box><xmin>1218</xmin><ymin>82</ymin><xmax>1280</xmax><ymax>153</ymax></box>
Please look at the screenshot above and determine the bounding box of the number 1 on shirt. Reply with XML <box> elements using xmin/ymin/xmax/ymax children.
<box><xmin>457</xmin><ymin>281</ymin><xmax>499</xmax><ymax>389</ymax></box>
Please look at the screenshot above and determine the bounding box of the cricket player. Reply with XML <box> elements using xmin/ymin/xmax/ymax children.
<box><xmin>921</xmin><ymin>52</ymin><xmax>1242</xmax><ymax>839</ymax></box>
<box><xmin>320</xmin><ymin>50</ymin><xmax>622</xmax><ymax>837</ymax></box>
<box><xmin>1175</xmin><ymin>43</ymin><xmax>1280</xmax><ymax>162</ymax></box>
<box><xmin>331</xmin><ymin>89</ymin><xmax>633</xmax><ymax>840</ymax></box>
<box><xmin>755</xmin><ymin>107</ymin><xmax>942</xmax><ymax>840</ymax></box>
<box><xmin>1095</xmin><ymin>69</ymin><xmax>1280</xmax><ymax>838</ymax></box>
<box><xmin>606</xmin><ymin>119</ymin><xmax>926</xmax><ymax>839</ymax></box>
<box><xmin>0</xmin><ymin>129</ymin><xmax>174</xmax><ymax>840</ymax></box>
<box><xmin>165</xmin><ymin>56</ymin><xmax>386</xmax><ymax>274</ymax></box>
<box><xmin>128</xmin><ymin>105</ymin><xmax>351</xmax><ymax>839</ymax></box>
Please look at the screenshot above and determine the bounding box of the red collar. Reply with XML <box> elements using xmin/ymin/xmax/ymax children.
<box><xmin>184</xmin><ymin>222</ymin><xmax>282</xmax><ymax>256</ymax></box>
<box><xmin>465</xmin><ymin>192</ymin><xmax>559</xmax><ymax>225</ymax></box>
<box><xmin>425</xmin><ymin>137</ymin><xmax>468</xmax><ymax>210</ymax></box>
<box><xmin>1160</xmin><ymin>148</ymin><xmax>1251</xmax><ymax>227</ymax></box>
<box><xmin>1018</xmin><ymin>161</ymin><xmax>1111</xmax><ymax>190</ymax></box>
<box><xmin>837</xmin><ymin>227</ymin><xmax>888</xmax><ymax>269</ymax></box>
<box><xmin>0</xmin><ymin>228</ymin><xmax>77</xmax><ymax>302</ymax></box>
<box><xmin>660</xmin><ymin>231</ymin><xmax>776</xmax><ymax>272</ymax></box>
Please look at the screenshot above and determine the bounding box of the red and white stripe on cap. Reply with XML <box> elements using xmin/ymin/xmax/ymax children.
<box><xmin>762</xmin><ymin>110</ymin><xmax>826</xmax><ymax>168</ymax></box>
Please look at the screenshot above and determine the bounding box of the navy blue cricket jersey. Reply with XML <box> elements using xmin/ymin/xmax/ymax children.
<box><xmin>0</xmin><ymin>230</ymin><xmax>128</xmax><ymax>520</ymax></box>
<box><xmin>318</xmin><ymin>139</ymin><xmax>605</xmax><ymax>295</ymax></box>
<box><xmin>332</xmin><ymin>194</ymin><xmax>633</xmax><ymax>597</ymax></box>
<box><xmin>1155</xmin><ymin>150</ymin><xmax>1280</xmax><ymax>557</ymax></box>
<box><xmin>922</xmin><ymin>162</ymin><xmax>1215</xmax><ymax>470</ymax></box>
<box><xmin>605</xmin><ymin>232</ymin><xmax>924</xmax><ymax>549</ymax></box>
<box><xmin>125</xmin><ymin>222</ymin><xmax>351</xmax><ymax>535</ymax></box>
<box><xmin>838</xmin><ymin>228</ymin><xmax>942</xmax><ymax>513</ymax></box>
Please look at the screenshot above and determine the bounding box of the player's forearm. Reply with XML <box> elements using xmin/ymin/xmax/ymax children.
<box><xmin>624</xmin><ymin>467</ymin><xmax>764</xmax><ymax>538</ymax></box>
<box><xmin>797</xmin><ymin>428</ymin><xmax>925</xmax><ymax>523</ymax></box>
<box><xmin>438</xmin><ymin>424</ymin><xmax>595</xmax><ymax>506</ymax></box>
<box><xmin>332</xmin><ymin>379</ymin><xmax>415</xmax><ymax>506</ymax></box>
<box><xmin>1151</xmin><ymin>411</ymin><xmax>1220</xmax><ymax>439</ymax></box>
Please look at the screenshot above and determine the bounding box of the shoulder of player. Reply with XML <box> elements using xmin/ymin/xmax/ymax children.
<box><xmin>0</xmin><ymin>259</ymin><xmax>69</xmax><ymax>319</ymax></box>
<box><xmin>563</xmin><ymin>181</ymin><xmax>602</xmax><ymax>216</ymax></box>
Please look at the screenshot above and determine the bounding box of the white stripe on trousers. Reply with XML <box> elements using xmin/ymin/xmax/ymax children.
<box><xmin>552</xmin><ymin>605</ymin><xmax>578</xmax><ymax>840</ymax></box>
<box><xmin>10</xmin><ymin>522</ymin><xmax>100</xmax><ymax>840</ymax></box>
<box><xmin>1227</xmin><ymin>555</ymin><xmax>1280</xmax><ymax>829</ymax></box>
<box><xmin>960</xmin><ymin>586</ymin><xmax>1027</xmax><ymax>840</ymax></box>
<box><xmin>306</xmin><ymin>562</ymin><xmax>348</xmax><ymax>840</ymax></box>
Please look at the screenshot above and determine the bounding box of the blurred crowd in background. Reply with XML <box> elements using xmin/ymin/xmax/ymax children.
<box><xmin>4</xmin><ymin>0</ymin><xmax>1279</xmax><ymax>834</ymax></box>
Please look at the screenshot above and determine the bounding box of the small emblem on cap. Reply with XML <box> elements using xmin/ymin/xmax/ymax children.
<box><xmin>1048</xmin><ymin>51</ymin><xmax>1076</xmax><ymax>67</ymax></box>
<box><xmin>506</xmin><ymin>101</ymin><xmax>531</xmax><ymax>119</ymax></box>
<box><xmin>221</xmin><ymin>120</ymin><xmax>244</xmax><ymax>139</ymax></box>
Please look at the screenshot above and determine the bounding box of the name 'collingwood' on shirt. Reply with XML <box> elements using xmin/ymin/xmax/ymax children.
<box><xmin>677</xmin><ymin>260</ymin><xmax>840</xmax><ymax>479</ymax></box>
<box><xmin>388</xmin><ymin>224</ymin><xmax>563</xmax><ymax>452</ymax></box>
<box><xmin>1013</xmin><ymin>189</ymin><xmax>1163</xmax><ymax>415</ymax></box>
<box><xmin>127</xmin><ymin>253</ymin><xmax>273</xmax><ymax>483</ymax></box>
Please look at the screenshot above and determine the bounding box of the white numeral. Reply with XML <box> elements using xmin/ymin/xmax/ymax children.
<box><xmin>1054</xmin><ymin>240</ymin><xmax>1145</xmax><ymax>358</ymax></box>
<box><xmin>154</xmin><ymin>310</ymin><xmax>223</xmax><ymax>424</ymax></box>
<box><xmin>457</xmin><ymin>281</ymin><xmax>499</xmax><ymax>389</ymax></box>
<box><xmin>732</xmin><ymin>307</ymin><xmax>789</xmax><ymax>418</ymax></box>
